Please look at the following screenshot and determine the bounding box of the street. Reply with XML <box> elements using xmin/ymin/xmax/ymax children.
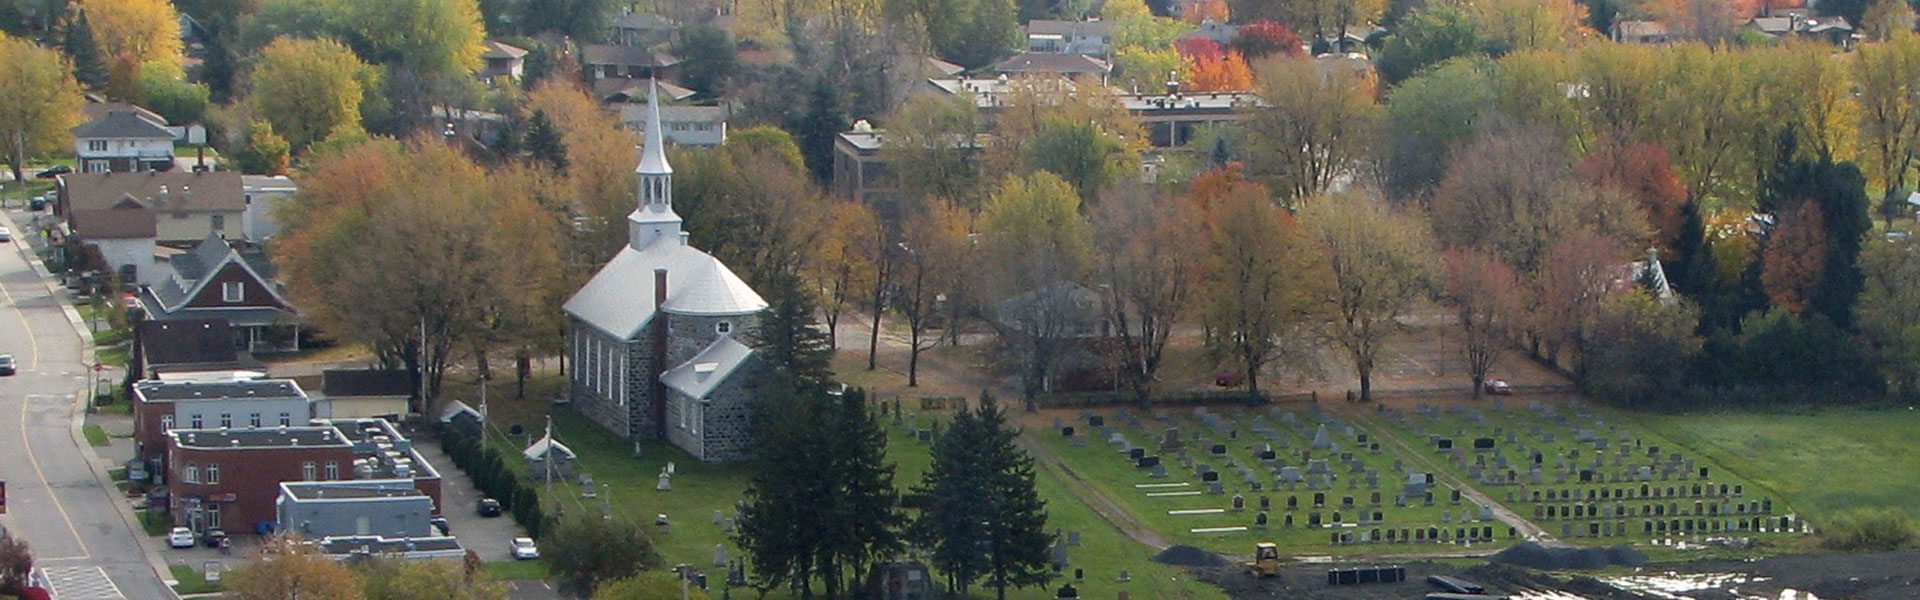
<box><xmin>0</xmin><ymin>209</ymin><xmax>172</xmax><ymax>599</ymax></box>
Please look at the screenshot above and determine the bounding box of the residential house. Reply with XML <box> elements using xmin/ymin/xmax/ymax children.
<box><xmin>59</xmin><ymin>170</ymin><xmax>246</xmax><ymax>244</ymax></box>
<box><xmin>564</xmin><ymin>83</ymin><xmax>769</xmax><ymax>462</ymax></box>
<box><xmin>995</xmin><ymin>52</ymin><xmax>1112</xmax><ymax>79</ymax></box>
<box><xmin>73</xmin><ymin>111</ymin><xmax>176</xmax><ymax>173</ymax></box>
<box><xmin>315</xmin><ymin>369</ymin><xmax>413</xmax><ymax>420</ymax></box>
<box><xmin>128</xmin><ymin>318</ymin><xmax>263</xmax><ymax>382</ymax></box>
<box><xmin>619</xmin><ymin>103</ymin><xmax>728</xmax><ymax>146</ymax></box>
<box><xmin>133</xmin><ymin>379</ymin><xmax>311</xmax><ymax>479</ymax></box>
<box><xmin>480</xmin><ymin>40</ymin><xmax>528</xmax><ymax>81</ymax></box>
<box><xmin>68</xmin><ymin>202</ymin><xmax>160</xmax><ymax>285</ymax></box>
<box><xmin>165</xmin><ymin>418</ymin><xmax>442</xmax><ymax>535</ymax></box>
<box><xmin>241</xmin><ymin>175</ymin><xmax>297</xmax><ymax>243</ymax></box>
<box><xmin>581</xmin><ymin>44</ymin><xmax>680</xmax><ymax>80</ymax></box>
<box><xmin>1179</xmin><ymin>20</ymin><xmax>1240</xmax><ymax>46</ymax></box>
<box><xmin>612</xmin><ymin>10</ymin><xmax>678</xmax><ymax>47</ymax></box>
<box><xmin>988</xmin><ymin>281</ymin><xmax>1116</xmax><ymax>393</ymax></box>
<box><xmin>276</xmin><ymin>480</ymin><xmax>438</xmax><ymax>540</ymax></box>
<box><xmin>1024</xmin><ymin>19</ymin><xmax>1115</xmax><ymax>56</ymax></box>
<box><xmin>1748</xmin><ymin>15</ymin><xmax>1857</xmax><ymax>45</ymax></box>
<box><xmin>137</xmin><ymin>234</ymin><xmax>301</xmax><ymax>353</ymax></box>
<box><xmin>1610</xmin><ymin>20</ymin><xmax>1673</xmax><ymax>45</ymax></box>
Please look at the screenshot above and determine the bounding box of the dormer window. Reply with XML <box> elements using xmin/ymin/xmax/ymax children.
<box><xmin>222</xmin><ymin>282</ymin><xmax>244</xmax><ymax>303</ymax></box>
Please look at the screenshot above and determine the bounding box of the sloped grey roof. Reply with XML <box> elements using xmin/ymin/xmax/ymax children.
<box><xmin>482</xmin><ymin>40</ymin><xmax>528</xmax><ymax>59</ymax></box>
<box><xmin>72</xmin><ymin>110</ymin><xmax>174</xmax><ymax>139</ymax></box>
<box><xmin>523</xmin><ymin>435</ymin><xmax>576</xmax><ymax>460</ymax></box>
<box><xmin>661</xmin><ymin>335</ymin><xmax>755</xmax><ymax>400</ymax></box>
<box><xmin>581</xmin><ymin>44</ymin><xmax>680</xmax><ymax>68</ymax></box>
<box><xmin>437</xmin><ymin>400</ymin><xmax>482</xmax><ymax>424</ymax></box>
<box><xmin>564</xmin><ymin>238</ymin><xmax>767</xmax><ymax>340</ymax></box>
<box><xmin>995</xmin><ymin>52</ymin><xmax>1111</xmax><ymax>75</ymax></box>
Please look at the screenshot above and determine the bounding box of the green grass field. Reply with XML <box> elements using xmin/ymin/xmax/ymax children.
<box><xmin>168</xmin><ymin>564</ymin><xmax>221</xmax><ymax>595</ymax></box>
<box><xmin>1635</xmin><ymin>408</ymin><xmax>1920</xmax><ymax>521</ymax></box>
<box><xmin>82</xmin><ymin>424</ymin><xmax>110</xmax><ymax>447</ymax></box>
<box><xmin>481</xmin><ymin>559</ymin><xmax>552</xmax><ymax>581</ymax></box>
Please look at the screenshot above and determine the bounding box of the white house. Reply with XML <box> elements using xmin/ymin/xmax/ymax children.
<box><xmin>618</xmin><ymin>103</ymin><xmax>728</xmax><ymax>147</ymax></box>
<box><xmin>1025</xmin><ymin>19</ymin><xmax>1115</xmax><ymax>56</ymax></box>
<box><xmin>242</xmin><ymin>175</ymin><xmax>297</xmax><ymax>243</ymax></box>
<box><xmin>73</xmin><ymin>111</ymin><xmax>176</xmax><ymax>173</ymax></box>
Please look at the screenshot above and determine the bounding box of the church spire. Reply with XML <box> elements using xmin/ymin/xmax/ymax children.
<box><xmin>629</xmin><ymin>78</ymin><xmax>682</xmax><ymax>251</ymax></box>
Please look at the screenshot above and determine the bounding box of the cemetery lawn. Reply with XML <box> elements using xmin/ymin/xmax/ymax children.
<box><xmin>1635</xmin><ymin>408</ymin><xmax>1920</xmax><ymax>520</ymax></box>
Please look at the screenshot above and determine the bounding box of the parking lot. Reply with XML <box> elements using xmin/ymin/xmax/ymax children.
<box><xmin>415</xmin><ymin>435</ymin><xmax>532</xmax><ymax>562</ymax></box>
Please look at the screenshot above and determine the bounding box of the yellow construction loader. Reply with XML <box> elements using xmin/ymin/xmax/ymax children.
<box><xmin>1243</xmin><ymin>542</ymin><xmax>1281</xmax><ymax>578</ymax></box>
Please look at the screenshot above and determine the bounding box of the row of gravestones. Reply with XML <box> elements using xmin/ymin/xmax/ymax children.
<box><xmin>1532</xmin><ymin>498</ymin><xmax>1775</xmax><ymax>521</ymax></box>
<box><xmin>1521</xmin><ymin>483</ymin><xmax>1747</xmax><ymax>504</ymax></box>
<box><xmin>1328</xmin><ymin>525</ymin><xmax>1503</xmax><ymax>545</ymax></box>
<box><xmin>1556</xmin><ymin>516</ymin><xmax>1800</xmax><ymax>538</ymax></box>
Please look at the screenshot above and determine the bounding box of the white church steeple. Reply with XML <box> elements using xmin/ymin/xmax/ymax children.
<box><xmin>629</xmin><ymin>78</ymin><xmax>682</xmax><ymax>250</ymax></box>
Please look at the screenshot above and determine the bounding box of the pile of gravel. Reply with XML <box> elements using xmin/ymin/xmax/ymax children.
<box><xmin>1490</xmin><ymin>542</ymin><xmax>1648</xmax><ymax>570</ymax></box>
<box><xmin>1153</xmin><ymin>545</ymin><xmax>1231</xmax><ymax>567</ymax></box>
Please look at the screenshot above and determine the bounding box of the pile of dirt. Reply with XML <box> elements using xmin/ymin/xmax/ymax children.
<box><xmin>1490</xmin><ymin>542</ymin><xmax>1648</xmax><ymax>570</ymax></box>
<box><xmin>1153</xmin><ymin>545</ymin><xmax>1231</xmax><ymax>567</ymax></box>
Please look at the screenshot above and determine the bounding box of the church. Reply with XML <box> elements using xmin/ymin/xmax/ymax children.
<box><xmin>563</xmin><ymin>82</ymin><xmax>768</xmax><ymax>462</ymax></box>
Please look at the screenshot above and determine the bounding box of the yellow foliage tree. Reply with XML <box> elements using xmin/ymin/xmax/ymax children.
<box><xmin>251</xmin><ymin>38</ymin><xmax>369</xmax><ymax>150</ymax></box>
<box><xmin>79</xmin><ymin>0</ymin><xmax>183</xmax><ymax>96</ymax></box>
<box><xmin>1186</xmin><ymin>50</ymin><xmax>1253</xmax><ymax>92</ymax></box>
<box><xmin>0</xmin><ymin>37</ymin><xmax>84</xmax><ymax>183</ymax></box>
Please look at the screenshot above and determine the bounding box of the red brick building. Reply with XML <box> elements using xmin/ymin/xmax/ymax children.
<box><xmin>134</xmin><ymin>379</ymin><xmax>310</xmax><ymax>476</ymax></box>
<box><xmin>165</xmin><ymin>419</ymin><xmax>442</xmax><ymax>535</ymax></box>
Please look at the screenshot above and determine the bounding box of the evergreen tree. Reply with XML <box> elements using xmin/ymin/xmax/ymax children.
<box><xmin>63</xmin><ymin>9</ymin><xmax>107</xmax><ymax>92</ymax></box>
<box><xmin>794</xmin><ymin>74</ymin><xmax>846</xmax><ymax>184</ymax></box>
<box><xmin>748</xmin><ymin>270</ymin><xmax>834</xmax><ymax>383</ymax></box>
<box><xmin>820</xmin><ymin>389</ymin><xmax>903</xmax><ymax>595</ymax></box>
<box><xmin>524</xmin><ymin>109</ymin><xmax>568</xmax><ymax>172</ymax></box>
<box><xmin>734</xmin><ymin>379</ymin><xmax>820</xmax><ymax>598</ymax></box>
<box><xmin>912</xmin><ymin>393</ymin><xmax>1053</xmax><ymax>599</ymax></box>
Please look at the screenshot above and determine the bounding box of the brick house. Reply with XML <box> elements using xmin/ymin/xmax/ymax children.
<box><xmin>134</xmin><ymin>379</ymin><xmax>311</xmax><ymax>475</ymax></box>
<box><xmin>564</xmin><ymin>82</ymin><xmax>768</xmax><ymax>462</ymax></box>
<box><xmin>165</xmin><ymin>419</ymin><xmax>441</xmax><ymax>535</ymax></box>
<box><xmin>128</xmin><ymin>317</ymin><xmax>263</xmax><ymax>380</ymax></box>
<box><xmin>136</xmin><ymin>234</ymin><xmax>301</xmax><ymax>353</ymax></box>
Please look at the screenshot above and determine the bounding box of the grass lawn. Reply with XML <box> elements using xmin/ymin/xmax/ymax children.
<box><xmin>97</xmin><ymin>344</ymin><xmax>130</xmax><ymax>367</ymax></box>
<box><xmin>481</xmin><ymin>559</ymin><xmax>551</xmax><ymax>580</ymax></box>
<box><xmin>139</xmin><ymin>511</ymin><xmax>171</xmax><ymax>537</ymax></box>
<box><xmin>1635</xmin><ymin>408</ymin><xmax>1920</xmax><ymax>521</ymax></box>
<box><xmin>82</xmin><ymin>424</ymin><xmax>110</xmax><ymax>447</ymax></box>
<box><xmin>168</xmin><ymin>565</ymin><xmax>221</xmax><ymax>595</ymax></box>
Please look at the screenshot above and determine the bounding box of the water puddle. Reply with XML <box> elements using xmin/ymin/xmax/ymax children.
<box><xmin>1504</xmin><ymin>572</ymin><xmax>1819</xmax><ymax>600</ymax></box>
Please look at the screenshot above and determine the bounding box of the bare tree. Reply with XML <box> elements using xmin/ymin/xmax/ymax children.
<box><xmin>1301</xmin><ymin>193</ymin><xmax>1435</xmax><ymax>402</ymax></box>
<box><xmin>1092</xmin><ymin>186</ymin><xmax>1206</xmax><ymax>406</ymax></box>
<box><xmin>977</xmin><ymin>173</ymin><xmax>1095</xmax><ymax>409</ymax></box>
<box><xmin>895</xmin><ymin>198</ymin><xmax>971</xmax><ymax>386</ymax></box>
<box><xmin>1442</xmin><ymin>247</ymin><xmax>1524</xmax><ymax>398</ymax></box>
<box><xmin>1247</xmin><ymin>54</ymin><xmax>1383</xmax><ymax>202</ymax></box>
<box><xmin>1201</xmin><ymin>180</ymin><xmax>1329</xmax><ymax>403</ymax></box>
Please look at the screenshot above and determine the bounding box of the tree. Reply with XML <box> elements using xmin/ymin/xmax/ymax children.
<box><xmin>1231</xmin><ymin>19</ymin><xmax>1304</xmax><ymax>58</ymax></box>
<box><xmin>1199</xmin><ymin>174</ymin><xmax>1327</xmax><ymax>401</ymax></box>
<box><xmin>1862</xmin><ymin>0</ymin><xmax>1916</xmax><ymax>41</ymax></box>
<box><xmin>1431</xmin><ymin>124</ymin><xmax>1647</xmax><ymax>275</ymax></box>
<box><xmin>526</xmin><ymin>78</ymin><xmax>639</xmax><ymax>264</ymax></box>
<box><xmin>546</xmin><ymin>514</ymin><xmax>663</xmax><ymax>597</ymax></box>
<box><xmin>63</xmin><ymin>8</ymin><xmax>108</xmax><ymax>91</ymax></box>
<box><xmin>985</xmin><ymin>76</ymin><xmax>1145</xmax><ymax>190</ymax></box>
<box><xmin>677</xmin><ymin>25</ymin><xmax>739</xmax><ymax>97</ymax></box>
<box><xmin>1383</xmin><ymin>57</ymin><xmax>1493</xmax><ymax>195</ymax></box>
<box><xmin>138</xmin><ymin>70</ymin><xmax>210</xmax><ymax>125</ymax></box>
<box><xmin>1761</xmin><ymin>201</ymin><xmax>1828</xmax><ymax>315</ymax></box>
<box><xmin>0</xmin><ymin>528</ymin><xmax>29</xmax><ymax>597</ymax></box>
<box><xmin>881</xmin><ymin>93</ymin><xmax>983</xmax><ymax>209</ymax></box>
<box><xmin>751</xmin><ymin>270</ymin><xmax>837</xmax><ymax>382</ymax></box>
<box><xmin>795</xmin><ymin>74</ymin><xmax>847</xmax><ymax>183</ymax></box>
<box><xmin>1025</xmin><ymin>115</ymin><xmax>1135</xmax><ymax>200</ymax></box>
<box><xmin>1301</xmin><ymin>194</ymin><xmax>1436</xmax><ymax>402</ymax></box>
<box><xmin>524</xmin><ymin>109</ymin><xmax>567</xmax><ymax>172</ymax></box>
<box><xmin>1093</xmin><ymin>186</ymin><xmax>1205</xmax><ymax>405</ymax></box>
<box><xmin>1766</xmin><ymin>157</ymin><xmax>1873</xmax><ymax>326</ymax></box>
<box><xmin>79</xmin><ymin>0</ymin><xmax>183</xmax><ymax>95</ymax></box>
<box><xmin>1114</xmin><ymin>46</ymin><xmax>1189</xmax><ymax>87</ymax></box>
<box><xmin>1246</xmin><ymin>54</ymin><xmax>1382</xmax><ymax>202</ymax></box>
<box><xmin>514</xmin><ymin>0</ymin><xmax>619</xmax><ymax>41</ymax></box>
<box><xmin>1531</xmin><ymin>231</ymin><xmax>1624</xmax><ymax>365</ymax></box>
<box><xmin>895</xmin><ymin>198</ymin><xmax>970</xmax><ymax>386</ymax></box>
<box><xmin>1578</xmin><ymin>140</ymin><xmax>1689</xmax><ymax>255</ymax></box>
<box><xmin>977</xmin><ymin>172</ymin><xmax>1095</xmax><ymax>408</ymax></box>
<box><xmin>360</xmin><ymin>558</ymin><xmax>508</xmax><ymax>600</ymax></box>
<box><xmin>251</xmin><ymin>37</ymin><xmax>370</xmax><ymax>150</ymax></box>
<box><xmin>1856</xmin><ymin>33</ymin><xmax>1920</xmax><ymax>201</ymax></box>
<box><xmin>1443</xmin><ymin>248</ymin><xmax>1522</xmax><ymax>398</ymax></box>
<box><xmin>1376</xmin><ymin>4</ymin><xmax>1485</xmax><ymax>85</ymax></box>
<box><xmin>593</xmin><ymin>572</ymin><xmax>710</xmax><ymax>600</ymax></box>
<box><xmin>1186</xmin><ymin>49</ymin><xmax>1254</xmax><ymax>92</ymax></box>
<box><xmin>0</xmin><ymin>37</ymin><xmax>83</xmax><ymax>184</ymax></box>
<box><xmin>239</xmin><ymin>119</ymin><xmax>291</xmax><ymax>175</ymax></box>
<box><xmin>341</xmin><ymin>0</ymin><xmax>487</xmax><ymax>78</ymax></box>
<box><xmin>1465</xmin><ymin>0</ymin><xmax>1587</xmax><ymax>54</ymax></box>
<box><xmin>1855</xmin><ymin>234</ymin><xmax>1920</xmax><ymax>397</ymax></box>
<box><xmin>911</xmin><ymin>393</ymin><xmax>1052</xmax><ymax>600</ymax></box>
<box><xmin>225</xmin><ymin>535</ymin><xmax>366</xmax><ymax>600</ymax></box>
<box><xmin>1578</xmin><ymin>291</ymin><xmax>1703</xmax><ymax>408</ymax></box>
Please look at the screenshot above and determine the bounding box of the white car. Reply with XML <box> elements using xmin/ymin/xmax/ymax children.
<box><xmin>509</xmin><ymin>537</ymin><xmax>539</xmax><ymax>560</ymax></box>
<box><xmin>167</xmin><ymin>527</ymin><xmax>195</xmax><ymax>549</ymax></box>
<box><xmin>0</xmin><ymin>226</ymin><xmax>11</xmax><ymax>242</ymax></box>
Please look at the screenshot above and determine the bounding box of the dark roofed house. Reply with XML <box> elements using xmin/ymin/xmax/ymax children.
<box><xmin>130</xmin><ymin>317</ymin><xmax>263</xmax><ymax>380</ymax></box>
<box><xmin>70</xmin><ymin>203</ymin><xmax>162</xmax><ymax>285</ymax></box>
<box><xmin>73</xmin><ymin>110</ymin><xmax>177</xmax><ymax>173</ymax></box>
<box><xmin>81</xmin><ymin>101</ymin><xmax>166</xmax><ymax>128</ymax></box>
<box><xmin>59</xmin><ymin>170</ymin><xmax>246</xmax><ymax>244</ymax></box>
<box><xmin>317</xmin><ymin>370</ymin><xmax>414</xmax><ymax>419</ymax></box>
<box><xmin>138</xmin><ymin>234</ymin><xmax>300</xmax><ymax>353</ymax></box>
<box><xmin>995</xmin><ymin>52</ymin><xmax>1112</xmax><ymax>78</ymax></box>
<box><xmin>582</xmin><ymin>44</ymin><xmax>681</xmax><ymax>80</ymax></box>
<box><xmin>612</xmin><ymin>10</ymin><xmax>677</xmax><ymax>47</ymax></box>
<box><xmin>480</xmin><ymin>40</ymin><xmax>528</xmax><ymax>80</ymax></box>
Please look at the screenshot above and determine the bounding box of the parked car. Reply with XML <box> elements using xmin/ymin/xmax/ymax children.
<box><xmin>27</xmin><ymin>195</ymin><xmax>45</xmax><ymax>211</ymax></box>
<box><xmin>34</xmin><ymin>165</ymin><xmax>70</xmax><ymax>179</ymax></box>
<box><xmin>167</xmin><ymin>527</ymin><xmax>195</xmax><ymax>548</ymax></box>
<box><xmin>477</xmin><ymin>498</ymin><xmax>502</xmax><ymax>518</ymax></box>
<box><xmin>0</xmin><ymin>227</ymin><xmax>11</xmax><ymax>242</ymax></box>
<box><xmin>509</xmin><ymin>537</ymin><xmax>539</xmax><ymax>560</ymax></box>
<box><xmin>201</xmin><ymin>529</ymin><xmax>227</xmax><ymax>548</ymax></box>
<box><xmin>430</xmin><ymin>517</ymin><xmax>451</xmax><ymax>536</ymax></box>
<box><xmin>1483</xmin><ymin>379</ymin><xmax>1514</xmax><ymax>396</ymax></box>
<box><xmin>0</xmin><ymin>355</ymin><xmax>15</xmax><ymax>376</ymax></box>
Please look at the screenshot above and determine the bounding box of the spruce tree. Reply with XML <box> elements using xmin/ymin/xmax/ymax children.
<box><xmin>911</xmin><ymin>401</ymin><xmax>989</xmax><ymax>594</ymax></box>
<box><xmin>821</xmin><ymin>388</ymin><xmax>903</xmax><ymax>594</ymax></box>
<box><xmin>734</xmin><ymin>379</ymin><xmax>822</xmax><ymax>597</ymax></box>
<box><xmin>912</xmin><ymin>393</ymin><xmax>1053</xmax><ymax>598</ymax></box>
<box><xmin>524</xmin><ymin>109</ymin><xmax>568</xmax><ymax>172</ymax></box>
<box><xmin>974</xmin><ymin>395</ymin><xmax>1054</xmax><ymax>600</ymax></box>
<box><xmin>749</xmin><ymin>270</ymin><xmax>834</xmax><ymax>383</ymax></box>
<box><xmin>64</xmin><ymin>9</ymin><xmax>107</xmax><ymax>92</ymax></box>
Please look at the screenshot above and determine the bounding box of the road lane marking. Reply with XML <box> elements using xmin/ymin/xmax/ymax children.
<box><xmin>18</xmin><ymin>392</ymin><xmax>89</xmax><ymax>560</ymax></box>
<box><xmin>0</xmin><ymin>263</ymin><xmax>41</xmax><ymax>371</ymax></box>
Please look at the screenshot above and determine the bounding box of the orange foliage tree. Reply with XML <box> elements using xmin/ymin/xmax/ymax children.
<box><xmin>1578</xmin><ymin>140</ymin><xmax>1689</xmax><ymax>255</ymax></box>
<box><xmin>1184</xmin><ymin>0</ymin><xmax>1230</xmax><ymax>23</ymax></box>
<box><xmin>1187</xmin><ymin>50</ymin><xmax>1254</xmax><ymax>91</ymax></box>
<box><xmin>1762</xmin><ymin>201</ymin><xmax>1828</xmax><ymax>314</ymax></box>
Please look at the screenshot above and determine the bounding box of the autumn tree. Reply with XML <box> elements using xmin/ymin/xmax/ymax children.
<box><xmin>1578</xmin><ymin>290</ymin><xmax>1703</xmax><ymax>408</ymax></box>
<box><xmin>1093</xmin><ymin>186</ymin><xmax>1206</xmax><ymax>405</ymax></box>
<box><xmin>1654</xmin><ymin>0</ymin><xmax>1756</xmax><ymax>43</ymax></box>
<box><xmin>546</xmin><ymin>514</ymin><xmax>662</xmax><ymax>597</ymax></box>
<box><xmin>977</xmin><ymin>172</ymin><xmax>1095</xmax><ymax>408</ymax></box>
<box><xmin>1530</xmin><ymin>231</ymin><xmax>1625</xmax><ymax>365</ymax></box>
<box><xmin>671</xmin><ymin>138</ymin><xmax>829</xmax><ymax>291</ymax></box>
<box><xmin>1187</xmin><ymin>49</ymin><xmax>1254</xmax><ymax>92</ymax></box>
<box><xmin>1383</xmin><ymin>57</ymin><xmax>1493</xmax><ymax>195</ymax></box>
<box><xmin>1200</xmin><ymin>176</ymin><xmax>1327</xmax><ymax>401</ymax></box>
<box><xmin>1855</xmin><ymin>234</ymin><xmax>1920</xmax><ymax>396</ymax></box>
<box><xmin>881</xmin><ymin>93</ymin><xmax>983</xmax><ymax>208</ymax></box>
<box><xmin>0</xmin><ymin>528</ymin><xmax>29</xmax><ymax>597</ymax></box>
<box><xmin>1577</xmin><ymin>140</ymin><xmax>1689</xmax><ymax>254</ymax></box>
<box><xmin>1443</xmin><ymin>248</ymin><xmax>1522</xmax><ymax>398</ymax></box>
<box><xmin>1026</xmin><ymin>115</ymin><xmax>1137</xmax><ymax>200</ymax></box>
<box><xmin>1301</xmin><ymin>193</ymin><xmax>1434</xmax><ymax>401</ymax></box>
<box><xmin>525</xmin><ymin>78</ymin><xmax>639</xmax><ymax>264</ymax></box>
<box><xmin>812</xmin><ymin>201</ymin><xmax>875</xmax><ymax>349</ymax></box>
<box><xmin>1764</xmin><ymin>156</ymin><xmax>1872</xmax><ymax>326</ymax></box>
<box><xmin>1377</xmin><ymin>4</ymin><xmax>1485</xmax><ymax>85</ymax></box>
<box><xmin>1246</xmin><ymin>54</ymin><xmax>1382</xmax><ymax>202</ymax></box>
<box><xmin>1761</xmin><ymin>201</ymin><xmax>1828</xmax><ymax>315</ymax></box>
<box><xmin>1856</xmin><ymin>33</ymin><xmax>1920</xmax><ymax>199</ymax></box>
<box><xmin>1231</xmin><ymin>20</ymin><xmax>1305</xmax><ymax>58</ymax></box>
<box><xmin>1862</xmin><ymin>0</ymin><xmax>1917</xmax><ymax>41</ymax></box>
<box><xmin>251</xmin><ymin>37</ymin><xmax>370</xmax><ymax>150</ymax></box>
<box><xmin>1115</xmin><ymin>46</ymin><xmax>1190</xmax><ymax>87</ymax></box>
<box><xmin>239</xmin><ymin>119</ymin><xmax>291</xmax><ymax>175</ymax></box>
<box><xmin>895</xmin><ymin>198</ymin><xmax>971</xmax><ymax>386</ymax></box>
<box><xmin>985</xmin><ymin>76</ymin><xmax>1145</xmax><ymax>197</ymax></box>
<box><xmin>0</xmin><ymin>37</ymin><xmax>83</xmax><ymax>184</ymax></box>
<box><xmin>79</xmin><ymin>0</ymin><xmax>184</xmax><ymax>96</ymax></box>
<box><xmin>1465</xmin><ymin>0</ymin><xmax>1587</xmax><ymax>54</ymax></box>
<box><xmin>225</xmin><ymin>535</ymin><xmax>366</xmax><ymax>600</ymax></box>
<box><xmin>360</xmin><ymin>558</ymin><xmax>508</xmax><ymax>600</ymax></box>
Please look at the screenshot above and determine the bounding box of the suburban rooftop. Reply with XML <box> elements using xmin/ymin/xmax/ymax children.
<box><xmin>134</xmin><ymin>379</ymin><xmax>305</xmax><ymax>402</ymax></box>
<box><xmin>168</xmin><ymin>426</ymin><xmax>348</xmax><ymax>449</ymax></box>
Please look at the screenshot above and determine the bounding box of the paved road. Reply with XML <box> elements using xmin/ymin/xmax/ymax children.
<box><xmin>0</xmin><ymin>210</ymin><xmax>174</xmax><ymax>599</ymax></box>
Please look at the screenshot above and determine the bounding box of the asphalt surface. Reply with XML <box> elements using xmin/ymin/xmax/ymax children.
<box><xmin>0</xmin><ymin>208</ymin><xmax>173</xmax><ymax>599</ymax></box>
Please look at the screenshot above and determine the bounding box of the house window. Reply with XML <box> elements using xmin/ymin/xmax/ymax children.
<box><xmin>325</xmin><ymin>461</ymin><xmax>339</xmax><ymax>480</ymax></box>
<box><xmin>302</xmin><ymin>462</ymin><xmax>316</xmax><ymax>481</ymax></box>
<box><xmin>183</xmin><ymin>464</ymin><xmax>199</xmax><ymax>484</ymax></box>
<box><xmin>205</xmin><ymin>463</ymin><xmax>220</xmax><ymax>484</ymax></box>
<box><xmin>249</xmin><ymin>413</ymin><xmax>261</xmax><ymax>428</ymax></box>
<box><xmin>211</xmin><ymin>215</ymin><xmax>225</xmax><ymax>230</ymax></box>
<box><xmin>219</xmin><ymin>413</ymin><xmax>231</xmax><ymax>428</ymax></box>
<box><xmin>85</xmin><ymin>160</ymin><xmax>108</xmax><ymax>173</ymax></box>
<box><xmin>206</xmin><ymin>507</ymin><xmax>221</xmax><ymax>529</ymax></box>
<box><xmin>716</xmin><ymin>321</ymin><xmax>732</xmax><ymax>335</ymax></box>
<box><xmin>87</xmin><ymin>140</ymin><xmax>106</xmax><ymax>152</ymax></box>
<box><xmin>223</xmin><ymin>282</ymin><xmax>244</xmax><ymax>303</ymax></box>
<box><xmin>161</xmin><ymin>415</ymin><xmax>173</xmax><ymax>430</ymax></box>
<box><xmin>279</xmin><ymin>412</ymin><xmax>291</xmax><ymax>426</ymax></box>
<box><xmin>190</xmin><ymin>414</ymin><xmax>203</xmax><ymax>429</ymax></box>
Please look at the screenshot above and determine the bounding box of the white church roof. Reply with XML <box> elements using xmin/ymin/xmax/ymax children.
<box><xmin>564</xmin><ymin>238</ymin><xmax>768</xmax><ymax>340</ymax></box>
<box><xmin>523</xmin><ymin>435</ymin><xmax>576</xmax><ymax>460</ymax></box>
<box><xmin>661</xmin><ymin>335</ymin><xmax>755</xmax><ymax>400</ymax></box>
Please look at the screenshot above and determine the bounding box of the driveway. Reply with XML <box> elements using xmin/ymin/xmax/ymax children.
<box><xmin>413</xmin><ymin>437</ymin><xmax>531</xmax><ymax>561</ymax></box>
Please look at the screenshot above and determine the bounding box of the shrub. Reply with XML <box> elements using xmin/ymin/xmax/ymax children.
<box><xmin>1818</xmin><ymin>508</ymin><xmax>1917</xmax><ymax>552</ymax></box>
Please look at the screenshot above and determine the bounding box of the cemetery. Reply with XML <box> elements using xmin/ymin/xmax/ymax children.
<box><xmin>1036</xmin><ymin>405</ymin><xmax>1519</xmax><ymax>555</ymax></box>
<box><xmin>1363</xmin><ymin>399</ymin><xmax>1810</xmax><ymax>546</ymax></box>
